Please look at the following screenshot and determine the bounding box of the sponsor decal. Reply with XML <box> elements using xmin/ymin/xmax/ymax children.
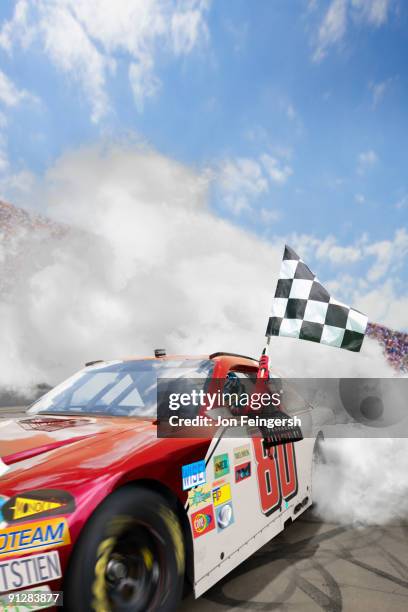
<box><xmin>191</xmin><ymin>505</ymin><xmax>215</xmax><ymax>538</ymax></box>
<box><xmin>0</xmin><ymin>550</ymin><xmax>61</xmax><ymax>593</ymax></box>
<box><xmin>0</xmin><ymin>517</ymin><xmax>70</xmax><ymax>558</ymax></box>
<box><xmin>212</xmin><ymin>483</ymin><xmax>231</xmax><ymax>507</ymax></box>
<box><xmin>0</xmin><ymin>497</ymin><xmax>7</xmax><ymax>520</ymax></box>
<box><xmin>19</xmin><ymin>418</ymin><xmax>84</xmax><ymax>432</ymax></box>
<box><xmin>216</xmin><ymin>501</ymin><xmax>234</xmax><ymax>531</ymax></box>
<box><xmin>233</xmin><ymin>444</ymin><xmax>250</xmax><ymax>464</ymax></box>
<box><xmin>2</xmin><ymin>490</ymin><xmax>75</xmax><ymax>524</ymax></box>
<box><xmin>182</xmin><ymin>460</ymin><xmax>206</xmax><ymax>491</ymax></box>
<box><xmin>213</xmin><ymin>453</ymin><xmax>230</xmax><ymax>479</ymax></box>
<box><xmin>235</xmin><ymin>461</ymin><xmax>251</xmax><ymax>483</ymax></box>
<box><xmin>187</xmin><ymin>484</ymin><xmax>211</xmax><ymax>509</ymax></box>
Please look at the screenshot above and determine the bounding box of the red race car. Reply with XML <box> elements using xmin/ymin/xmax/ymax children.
<box><xmin>0</xmin><ymin>352</ymin><xmax>318</xmax><ymax>612</ymax></box>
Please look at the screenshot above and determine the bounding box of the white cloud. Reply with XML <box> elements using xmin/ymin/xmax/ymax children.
<box><xmin>365</xmin><ymin>228</ymin><xmax>408</xmax><ymax>282</ymax></box>
<box><xmin>0</xmin><ymin>169</ymin><xmax>37</xmax><ymax>201</ymax></box>
<box><xmin>218</xmin><ymin>152</ymin><xmax>293</xmax><ymax>214</ymax></box>
<box><xmin>286</xmin><ymin>103</ymin><xmax>296</xmax><ymax>120</ymax></box>
<box><xmin>351</xmin><ymin>0</ymin><xmax>391</xmax><ymax>26</ymax></box>
<box><xmin>369</xmin><ymin>77</ymin><xmax>393</xmax><ymax>107</ymax></box>
<box><xmin>0</xmin><ymin>0</ymin><xmax>34</xmax><ymax>51</ymax></box>
<box><xmin>358</xmin><ymin>150</ymin><xmax>378</xmax><ymax>164</ymax></box>
<box><xmin>291</xmin><ymin>228</ymin><xmax>408</xmax><ymax>306</ymax></box>
<box><xmin>0</xmin><ymin>137</ymin><xmax>9</xmax><ymax>173</ymax></box>
<box><xmin>0</xmin><ymin>70</ymin><xmax>39</xmax><ymax>190</ymax></box>
<box><xmin>0</xmin><ymin>0</ymin><xmax>211</xmax><ymax>122</ymax></box>
<box><xmin>313</xmin><ymin>0</ymin><xmax>347</xmax><ymax>62</ymax></box>
<box><xmin>292</xmin><ymin>233</ymin><xmax>363</xmax><ymax>265</ymax></box>
<box><xmin>260</xmin><ymin>208</ymin><xmax>281</xmax><ymax>223</ymax></box>
<box><xmin>313</xmin><ymin>0</ymin><xmax>393</xmax><ymax>62</ymax></box>
<box><xmin>357</xmin><ymin>149</ymin><xmax>378</xmax><ymax>173</ymax></box>
<box><xmin>41</xmin><ymin>4</ymin><xmax>111</xmax><ymax>123</ymax></box>
<box><xmin>260</xmin><ymin>154</ymin><xmax>293</xmax><ymax>185</ymax></box>
<box><xmin>293</xmin><ymin>229</ymin><xmax>407</xmax><ymax>276</ymax></box>
<box><xmin>354</xmin><ymin>193</ymin><xmax>365</xmax><ymax>203</ymax></box>
<box><xmin>218</xmin><ymin>157</ymin><xmax>269</xmax><ymax>214</ymax></box>
<box><xmin>356</xmin><ymin>280</ymin><xmax>408</xmax><ymax>329</ymax></box>
<box><xmin>0</xmin><ymin>69</ymin><xmax>31</xmax><ymax>107</ymax></box>
<box><xmin>171</xmin><ymin>1</ymin><xmax>210</xmax><ymax>55</ymax></box>
<box><xmin>129</xmin><ymin>57</ymin><xmax>160</xmax><ymax>113</ymax></box>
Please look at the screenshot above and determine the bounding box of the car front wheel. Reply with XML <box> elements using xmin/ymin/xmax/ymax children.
<box><xmin>64</xmin><ymin>486</ymin><xmax>185</xmax><ymax>612</ymax></box>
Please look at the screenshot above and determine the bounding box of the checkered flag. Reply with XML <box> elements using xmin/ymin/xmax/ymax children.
<box><xmin>266</xmin><ymin>245</ymin><xmax>368</xmax><ymax>352</ymax></box>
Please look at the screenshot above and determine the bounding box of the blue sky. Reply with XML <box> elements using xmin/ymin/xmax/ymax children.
<box><xmin>0</xmin><ymin>0</ymin><xmax>407</xmax><ymax>325</ymax></box>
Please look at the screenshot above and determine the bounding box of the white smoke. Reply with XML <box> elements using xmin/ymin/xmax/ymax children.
<box><xmin>0</xmin><ymin>143</ymin><xmax>278</xmax><ymax>389</ymax></box>
<box><xmin>0</xmin><ymin>142</ymin><xmax>393</xmax><ymax>391</ymax></box>
<box><xmin>313</xmin><ymin>437</ymin><xmax>408</xmax><ymax>525</ymax></box>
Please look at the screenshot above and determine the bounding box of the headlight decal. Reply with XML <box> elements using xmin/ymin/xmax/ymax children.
<box><xmin>1</xmin><ymin>489</ymin><xmax>75</xmax><ymax>524</ymax></box>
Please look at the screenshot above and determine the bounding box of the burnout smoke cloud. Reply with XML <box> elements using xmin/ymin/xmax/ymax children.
<box><xmin>0</xmin><ymin>142</ymin><xmax>394</xmax><ymax>391</ymax></box>
<box><xmin>313</xmin><ymin>437</ymin><xmax>408</xmax><ymax>525</ymax></box>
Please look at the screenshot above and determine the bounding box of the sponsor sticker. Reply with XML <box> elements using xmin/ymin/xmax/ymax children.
<box><xmin>212</xmin><ymin>478</ymin><xmax>225</xmax><ymax>488</ymax></box>
<box><xmin>182</xmin><ymin>460</ymin><xmax>206</xmax><ymax>491</ymax></box>
<box><xmin>187</xmin><ymin>484</ymin><xmax>211</xmax><ymax>509</ymax></box>
<box><xmin>213</xmin><ymin>453</ymin><xmax>230</xmax><ymax>479</ymax></box>
<box><xmin>0</xmin><ymin>496</ymin><xmax>7</xmax><ymax>519</ymax></box>
<box><xmin>0</xmin><ymin>518</ymin><xmax>70</xmax><ymax>558</ymax></box>
<box><xmin>233</xmin><ymin>444</ymin><xmax>250</xmax><ymax>464</ymax></box>
<box><xmin>216</xmin><ymin>501</ymin><xmax>234</xmax><ymax>531</ymax></box>
<box><xmin>212</xmin><ymin>483</ymin><xmax>231</xmax><ymax>507</ymax></box>
<box><xmin>191</xmin><ymin>505</ymin><xmax>215</xmax><ymax>538</ymax></box>
<box><xmin>0</xmin><ymin>550</ymin><xmax>61</xmax><ymax>593</ymax></box>
<box><xmin>235</xmin><ymin>461</ymin><xmax>251</xmax><ymax>483</ymax></box>
<box><xmin>2</xmin><ymin>490</ymin><xmax>75</xmax><ymax>523</ymax></box>
<box><xmin>19</xmin><ymin>418</ymin><xmax>83</xmax><ymax>432</ymax></box>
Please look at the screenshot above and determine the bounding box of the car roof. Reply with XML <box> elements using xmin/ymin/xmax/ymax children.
<box><xmin>86</xmin><ymin>353</ymin><xmax>259</xmax><ymax>368</ymax></box>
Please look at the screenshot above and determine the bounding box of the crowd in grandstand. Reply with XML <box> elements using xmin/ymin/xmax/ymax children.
<box><xmin>367</xmin><ymin>322</ymin><xmax>408</xmax><ymax>374</ymax></box>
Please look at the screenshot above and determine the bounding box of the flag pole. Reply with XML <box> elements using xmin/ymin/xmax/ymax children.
<box><xmin>257</xmin><ymin>336</ymin><xmax>271</xmax><ymax>379</ymax></box>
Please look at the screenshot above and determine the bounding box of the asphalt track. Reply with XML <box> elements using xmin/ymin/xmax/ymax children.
<box><xmin>2</xmin><ymin>408</ymin><xmax>407</xmax><ymax>612</ymax></box>
<box><xmin>182</xmin><ymin>510</ymin><xmax>408</xmax><ymax>612</ymax></box>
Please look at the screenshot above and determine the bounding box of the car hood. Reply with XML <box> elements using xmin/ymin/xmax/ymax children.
<box><xmin>0</xmin><ymin>413</ymin><xmax>204</xmax><ymax>502</ymax></box>
<box><xmin>0</xmin><ymin>414</ymin><xmax>151</xmax><ymax>464</ymax></box>
<box><xmin>0</xmin><ymin>413</ymin><xmax>162</xmax><ymax>497</ymax></box>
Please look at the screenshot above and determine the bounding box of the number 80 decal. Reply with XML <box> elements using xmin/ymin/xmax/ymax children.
<box><xmin>252</xmin><ymin>438</ymin><xmax>298</xmax><ymax>515</ymax></box>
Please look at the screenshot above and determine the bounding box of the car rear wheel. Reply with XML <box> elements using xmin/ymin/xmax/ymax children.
<box><xmin>64</xmin><ymin>487</ymin><xmax>185</xmax><ymax>612</ymax></box>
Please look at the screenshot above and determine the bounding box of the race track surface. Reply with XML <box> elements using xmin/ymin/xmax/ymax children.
<box><xmin>181</xmin><ymin>510</ymin><xmax>408</xmax><ymax>612</ymax></box>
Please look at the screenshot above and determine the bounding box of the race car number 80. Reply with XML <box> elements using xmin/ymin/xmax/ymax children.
<box><xmin>252</xmin><ymin>439</ymin><xmax>298</xmax><ymax>516</ymax></box>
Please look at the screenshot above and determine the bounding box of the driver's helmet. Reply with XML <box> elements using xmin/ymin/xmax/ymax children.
<box><xmin>224</xmin><ymin>371</ymin><xmax>241</xmax><ymax>395</ymax></box>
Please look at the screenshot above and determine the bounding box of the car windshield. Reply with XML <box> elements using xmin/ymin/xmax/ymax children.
<box><xmin>27</xmin><ymin>359</ymin><xmax>214</xmax><ymax>418</ymax></box>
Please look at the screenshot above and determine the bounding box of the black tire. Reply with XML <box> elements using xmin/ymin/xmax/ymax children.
<box><xmin>64</xmin><ymin>486</ymin><xmax>185</xmax><ymax>612</ymax></box>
